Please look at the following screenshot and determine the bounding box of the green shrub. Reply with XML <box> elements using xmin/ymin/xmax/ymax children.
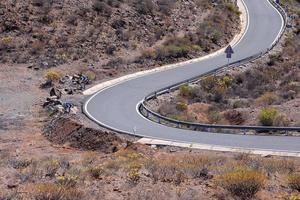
<box><xmin>267</xmin><ymin>54</ymin><xmax>282</xmax><ymax>66</ymax></box>
<box><xmin>288</xmin><ymin>173</ymin><xmax>300</xmax><ymax>192</ymax></box>
<box><xmin>216</xmin><ymin>168</ymin><xmax>265</xmax><ymax>199</ymax></box>
<box><xmin>258</xmin><ymin>107</ymin><xmax>278</xmax><ymax>126</ymax></box>
<box><xmin>208</xmin><ymin>111</ymin><xmax>220</xmax><ymax>124</ymax></box>
<box><xmin>176</xmin><ymin>102</ymin><xmax>188</xmax><ymax>111</ymax></box>
<box><xmin>179</xmin><ymin>85</ymin><xmax>192</xmax><ymax>97</ymax></box>
<box><xmin>226</xmin><ymin>3</ymin><xmax>241</xmax><ymax>16</ymax></box>
<box><xmin>156</xmin><ymin>44</ymin><xmax>190</xmax><ymax>60</ymax></box>
<box><xmin>169</xmin><ymin>115</ymin><xmax>186</xmax><ymax>121</ymax></box>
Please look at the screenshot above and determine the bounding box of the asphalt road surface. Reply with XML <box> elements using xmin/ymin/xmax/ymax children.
<box><xmin>84</xmin><ymin>0</ymin><xmax>300</xmax><ymax>152</ymax></box>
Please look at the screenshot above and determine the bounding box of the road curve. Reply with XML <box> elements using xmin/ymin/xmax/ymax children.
<box><xmin>84</xmin><ymin>0</ymin><xmax>300</xmax><ymax>153</ymax></box>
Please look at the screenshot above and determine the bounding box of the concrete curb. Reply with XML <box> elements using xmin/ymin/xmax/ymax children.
<box><xmin>83</xmin><ymin>0</ymin><xmax>248</xmax><ymax>96</ymax></box>
<box><xmin>137</xmin><ymin>138</ymin><xmax>300</xmax><ymax>157</ymax></box>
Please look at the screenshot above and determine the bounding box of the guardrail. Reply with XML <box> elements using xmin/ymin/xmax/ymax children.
<box><xmin>139</xmin><ymin>0</ymin><xmax>300</xmax><ymax>133</ymax></box>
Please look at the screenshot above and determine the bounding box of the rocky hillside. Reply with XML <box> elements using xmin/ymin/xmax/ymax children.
<box><xmin>0</xmin><ymin>0</ymin><xmax>240</xmax><ymax>72</ymax></box>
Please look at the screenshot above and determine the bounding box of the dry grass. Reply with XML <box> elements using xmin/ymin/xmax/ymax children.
<box><xmin>288</xmin><ymin>172</ymin><xmax>300</xmax><ymax>192</ymax></box>
<box><xmin>145</xmin><ymin>154</ymin><xmax>215</xmax><ymax>184</ymax></box>
<box><xmin>33</xmin><ymin>183</ymin><xmax>83</xmax><ymax>200</ymax></box>
<box><xmin>1</xmin><ymin>147</ymin><xmax>299</xmax><ymax>199</ymax></box>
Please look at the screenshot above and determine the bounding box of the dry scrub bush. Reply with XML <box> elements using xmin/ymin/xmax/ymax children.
<box><xmin>82</xmin><ymin>70</ymin><xmax>96</xmax><ymax>81</ymax></box>
<box><xmin>33</xmin><ymin>183</ymin><xmax>83</xmax><ymax>200</ymax></box>
<box><xmin>260</xmin><ymin>159</ymin><xmax>295</xmax><ymax>174</ymax></box>
<box><xmin>45</xmin><ymin>70</ymin><xmax>61</xmax><ymax>81</ymax></box>
<box><xmin>135</xmin><ymin>0</ymin><xmax>154</xmax><ymax>14</ymax></box>
<box><xmin>145</xmin><ymin>154</ymin><xmax>213</xmax><ymax>184</ymax></box>
<box><xmin>88</xmin><ymin>165</ymin><xmax>104</xmax><ymax>179</ymax></box>
<box><xmin>127</xmin><ymin>168</ymin><xmax>140</xmax><ymax>184</ymax></box>
<box><xmin>152</xmin><ymin>36</ymin><xmax>201</xmax><ymax>61</ymax></box>
<box><xmin>93</xmin><ymin>0</ymin><xmax>113</xmax><ymax>16</ymax></box>
<box><xmin>179</xmin><ymin>155</ymin><xmax>212</xmax><ymax>179</ymax></box>
<box><xmin>17</xmin><ymin>162</ymin><xmax>40</xmax><ymax>183</ymax></box>
<box><xmin>273</xmin><ymin>113</ymin><xmax>290</xmax><ymax>127</ymax></box>
<box><xmin>216</xmin><ymin>168</ymin><xmax>265</xmax><ymax>199</ymax></box>
<box><xmin>288</xmin><ymin>173</ymin><xmax>300</xmax><ymax>192</ymax></box>
<box><xmin>103</xmin><ymin>148</ymin><xmax>144</xmax><ymax>183</ymax></box>
<box><xmin>30</xmin><ymin>40</ymin><xmax>44</xmax><ymax>55</ymax></box>
<box><xmin>199</xmin><ymin>75</ymin><xmax>231</xmax><ymax>102</ymax></box>
<box><xmin>200</xmin><ymin>76</ymin><xmax>218</xmax><ymax>92</ymax></box>
<box><xmin>0</xmin><ymin>150</ymin><xmax>10</xmax><ymax>166</ymax></box>
<box><xmin>284</xmin><ymin>194</ymin><xmax>300</xmax><ymax>200</ymax></box>
<box><xmin>145</xmin><ymin>159</ymin><xmax>184</xmax><ymax>184</ymax></box>
<box><xmin>224</xmin><ymin>110</ymin><xmax>245</xmax><ymax>125</ymax></box>
<box><xmin>42</xmin><ymin>159</ymin><xmax>60</xmax><ymax>177</ymax></box>
<box><xmin>208</xmin><ymin>111</ymin><xmax>221</xmax><ymax>124</ymax></box>
<box><xmin>103</xmin><ymin>148</ymin><xmax>143</xmax><ymax>174</ymax></box>
<box><xmin>9</xmin><ymin>158</ymin><xmax>32</xmax><ymax>169</ymax></box>
<box><xmin>81</xmin><ymin>151</ymin><xmax>98</xmax><ymax>166</ymax></box>
<box><xmin>141</xmin><ymin>48</ymin><xmax>157</xmax><ymax>59</ymax></box>
<box><xmin>258</xmin><ymin>107</ymin><xmax>278</xmax><ymax>126</ymax></box>
<box><xmin>157</xmin><ymin>0</ymin><xmax>175</xmax><ymax>14</ymax></box>
<box><xmin>56</xmin><ymin>175</ymin><xmax>78</xmax><ymax>188</ymax></box>
<box><xmin>256</xmin><ymin>92</ymin><xmax>279</xmax><ymax>106</ymax></box>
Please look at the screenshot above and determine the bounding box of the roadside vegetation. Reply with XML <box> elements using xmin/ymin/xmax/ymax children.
<box><xmin>154</xmin><ymin>0</ymin><xmax>300</xmax><ymax>132</ymax></box>
<box><xmin>1</xmin><ymin>145</ymin><xmax>299</xmax><ymax>199</ymax></box>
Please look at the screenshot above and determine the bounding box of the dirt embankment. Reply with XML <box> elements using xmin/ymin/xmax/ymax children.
<box><xmin>43</xmin><ymin>116</ymin><xmax>126</xmax><ymax>153</ymax></box>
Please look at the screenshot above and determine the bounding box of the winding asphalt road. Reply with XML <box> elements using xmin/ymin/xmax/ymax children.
<box><xmin>84</xmin><ymin>0</ymin><xmax>300</xmax><ymax>153</ymax></box>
